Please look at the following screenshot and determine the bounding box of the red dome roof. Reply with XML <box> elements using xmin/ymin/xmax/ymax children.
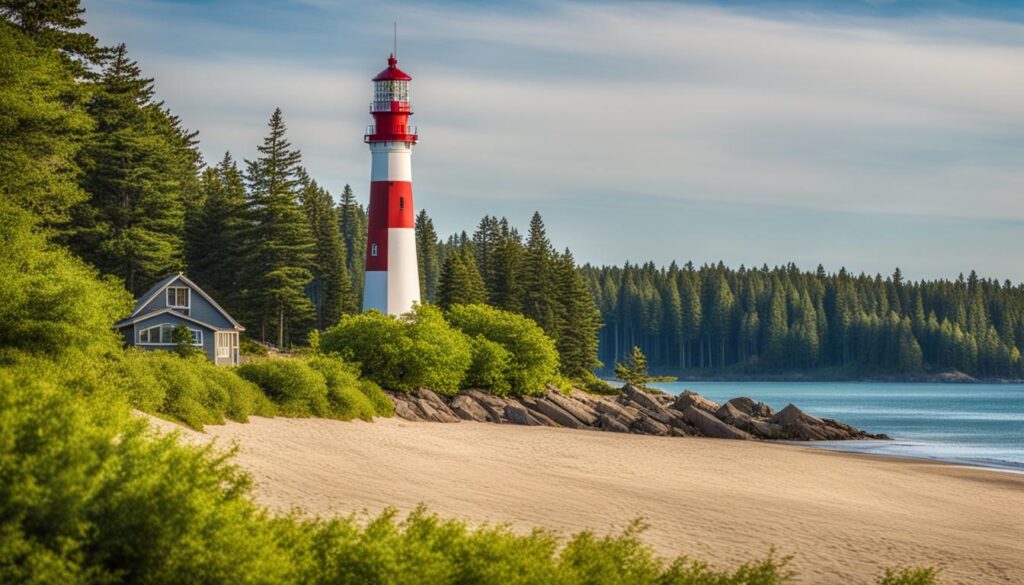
<box><xmin>373</xmin><ymin>54</ymin><xmax>412</xmax><ymax>81</ymax></box>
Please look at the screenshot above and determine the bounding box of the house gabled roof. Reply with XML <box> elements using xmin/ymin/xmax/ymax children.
<box><xmin>113</xmin><ymin>308</ymin><xmax>231</xmax><ymax>331</ymax></box>
<box><xmin>127</xmin><ymin>272</ymin><xmax>245</xmax><ymax>331</ymax></box>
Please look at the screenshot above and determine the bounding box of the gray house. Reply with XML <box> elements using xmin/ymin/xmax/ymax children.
<box><xmin>113</xmin><ymin>273</ymin><xmax>244</xmax><ymax>365</ymax></box>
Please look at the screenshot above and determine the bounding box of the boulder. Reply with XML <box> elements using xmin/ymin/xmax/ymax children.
<box><xmin>622</xmin><ymin>384</ymin><xmax>667</xmax><ymax>412</ymax></box>
<box><xmin>671</xmin><ymin>391</ymin><xmax>721</xmax><ymax>414</ymax></box>
<box><xmin>545</xmin><ymin>389</ymin><xmax>599</xmax><ymax>425</ymax></box>
<box><xmin>518</xmin><ymin>397</ymin><xmax>560</xmax><ymax>426</ymax></box>
<box><xmin>682</xmin><ymin>406</ymin><xmax>752</xmax><ymax>440</ymax></box>
<box><xmin>714</xmin><ymin>402</ymin><xmax>749</xmax><ymax>425</ymax></box>
<box><xmin>504</xmin><ymin>403</ymin><xmax>539</xmax><ymax>426</ymax></box>
<box><xmin>465</xmin><ymin>389</ymin><xmax>509</xmax><ymax>423</ymax></box>
<box><xmin>770</xmin><ymin>404</ymin><xmax>851</xmax><ymax>440</ymax></box>
<box><xmin>391</xmin><ymin>398</ymin><xmax>421</xmax><ymax>421</ymax></box>
<box><xmin>726</xmin><ymin>396</ymin><xmax>774</xmax><ymax>418</ymax></box>
<box><xmin>449</xmin><ymin>394</ymin><xmax>490</xmax><ymax>422</ymax></box>
<box><xmin>527</xmin><ymin>397</ymin><xmax>586</xmax><ymax>429</ymax></box>
<box><xmin>412</xmin><ymin>398</ymin><xmax>461</xmax><ymax>423</ymax></box>
<box><xmin>593</xmin><ymin>400</ymin><xmax>641</xmax><ymax>426</ymax></box>
<box><xmin>597</xmin><ymin>413</ymin><xmax>630</xmax><ymax>433</ymax></box>
<box><xmin>634</xmin><ymin>414</ymin><xmax>670</xmax><ymax>436</ymax></box>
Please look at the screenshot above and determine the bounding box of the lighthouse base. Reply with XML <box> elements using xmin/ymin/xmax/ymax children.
<box><xmin>362</xmin><ymin>228</ymin><xmax>420</xmax><ymax>316</ymax></box>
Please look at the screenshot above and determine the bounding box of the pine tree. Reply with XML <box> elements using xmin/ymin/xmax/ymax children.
<box><xmin>300</xmin><ymin>171</ymin><xmax>353</xmax><ymax>328</ymax></box>
<box><xmin>338</xmin><ymin>183</ymin><xmax>366</xmax><ymax>306</ymax></box>
<box><xmin>460</xmin><ymin>244</ymin><xmax>488</xmax><ymax>305</ymax></box>
<box><xmin>488</xmin><ymin>218</ymin><xmax>523</xmax><ymax>311</ymax></box>
<box><xmin>0</xmin><ymin>22</ymin><xmax>91</xmax><ymax>226</ymax></box>
<box><xmin>184</xmin><ymin>152</ymin><xmax>249</xmax><ymax>309</ymax></box>
<box><xmin>415</xmin><ymin>209</ymin><xmax>440</xmax><ymax>303</ymax></box>
<box><xmin>519</xmin><ymin>212</ymin><xmax>558</xmax><ymax>335</ymax></box>
<box><xmin>67</xmin><ymin>44</ymin><xmax>197</xmax><ymax>294</ymax></box>
<box><xmin>554</xmin><ymin>248</ymin><xmax>603</xmax><ymax>379</ymax></box>
<box><xmin>243</xmin><ymin>108</ymin><xmax>315</xmax><ymax>347</ymax></box>
<box><xmin>437</xmin><ymin>252</ymin><xmax>471</xmax><ymax>310</ymax></box>
<box><xmin>0</xmin><ymin>0</ymin><xmax>106</xmax><ymax>76</ymax></box>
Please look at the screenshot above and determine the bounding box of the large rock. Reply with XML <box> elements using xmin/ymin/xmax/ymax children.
<box><xmin>622</xmin><ymin>384</ymin><xmax>667</xmax><ymax>411</ymax></box>
<box><xmin>726</xmin><ymin>397</ymin><xmax>774</xmax><ymax>418</ymax></box>
<box><xmin>671</xmin><ymin>391</ymin><xmax>721</xmax><ymax>414</ymax></box>
<box><xmin>592</xmin><ymin>400</ymin><xmax>641</xmax><ymax>426</ymax></box>
<box><xmin>518</xmin><ymin>397</ymin><xmax>560</xmax><ymax>426</ymax></box>
<box><xmin>715</xmin><ymin>402</ymin><xmax>782</xmax><ymax>439</ymax></box>
<box><xmin>597</xmin><ymin>413</ymin><xmax>630</xmax><ymax>433</ymax></box>
<box><xmin>391</xmin><ymin>398</ymin><xmax>421</xmax><ymax>421</ymax></box>
<box><xmin>411</xmin><ymin>388</ymin><xmax>461</xmax><ymax>423</ymax></box>
<box><xmin>449</xmin><ymin>394</ymin><xmax>490</xmax><ymax>422</ymax></box>
<box><xmin>634</xmin><ymin>414</ymin><xmax>670</xmax><ymax>436</ymax></box>
<box><xmin>545</xmin><ymin>389</ymin><xmax>599</xmax><ymax>425</ymax></box>
<box><xmin>682</xmin><ymin>406</ymin><xmax>752</xmax><ymax>440</ymax></box>
<box><xmin>504</xmin><ymin>403</ymin><xmax>540</xmax><ymax>426</ymax></box>
<box><xmin>526</xmin><ymin>397</ymin><xmax>586</xmax><ymax>429</ymax></box>
<box><xmin>465</xmin><ymin>389</ymin><xmax>509</xmax><ymax>423</ymax></box>
<box><xmin>767</xmin><ymin>404</ymin><xmax>889</xmax><ymax>440</ymax></box>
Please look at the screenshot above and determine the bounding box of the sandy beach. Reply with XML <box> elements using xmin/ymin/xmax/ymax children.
<box><xmin>150</xmin><ymin>416</ymin><xmax>1024</xmax><ymax>584</ymax></box>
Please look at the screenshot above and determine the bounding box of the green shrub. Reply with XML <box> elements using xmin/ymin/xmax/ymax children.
<box><xmin>465</xmin><ymin>335</ymin><xmax>514</xmax><ymax>395</ymax></box>
<box><xmin>446</xmin><ymin>304</ymin><xmax>559</xmax><ymax>396</ymax></box>
<box><xmin>237</xmin><ymin>358</ymin><xmax>332</xmax><ymax>417</ymax></box>
<box><xmin>306</xmin><ymin>356</ymin><xmax>377</xmax><ymax>421</ymax></box>
<box><xmin>240</xmin><ymin>336</ymin><xmax>269</xmax><ymax>358</ymax></box>
<box><xmin>112</xmin><ymin>350</ymin><xmax>273</xmax><ymax>430</ymax></box>
<box><xmin>0</xmin><ymin>366</ymin><xmax>297</xmax><ymax>584</ymax></box>
<box><xmin>877</xmin><ymin>567</ymin><xmax>940</xmax><ymax>585</ymax></box>
<box><xmin>320</xmin><ymin>305</ymin><xmax>472</xmax><ymax>395</ymax></box>
<box><xmin>358</xmin><ymin>378</ymin><xmax>394</xmax><ymax>418</ymax></box>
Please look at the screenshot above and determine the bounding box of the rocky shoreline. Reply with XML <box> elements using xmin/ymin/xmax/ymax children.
<box><xmin>386</xmin><ymin>385</ymin><xmax>889</xmax><ymax>441</ymax></box>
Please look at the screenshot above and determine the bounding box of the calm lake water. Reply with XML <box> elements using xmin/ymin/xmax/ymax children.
<box><xmin>645</xmin><ymin>381</ymin><xmax>1024</xmax><ymax>472</ymax></box>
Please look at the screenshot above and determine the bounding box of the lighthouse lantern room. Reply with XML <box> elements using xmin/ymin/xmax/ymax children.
<box><xmin>362</xmin><ymin>54</ymin><xmax>420</xmax><ymax>315</ymax></box>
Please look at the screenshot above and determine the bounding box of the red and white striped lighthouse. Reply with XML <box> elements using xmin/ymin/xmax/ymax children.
<box><xmin>362</xmin><ymin>54</ymin><xmax>420</xmax><ymax>315</ymax></box>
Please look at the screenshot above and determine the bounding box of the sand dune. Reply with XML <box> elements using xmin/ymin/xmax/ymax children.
<box><xmin>148</xmin><ymin>416</ymin><xmax>1024</xmax><ymax>584</ymax></box>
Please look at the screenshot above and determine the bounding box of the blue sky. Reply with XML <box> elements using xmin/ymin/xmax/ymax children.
<box><xmin>81</xmin><ymin>0</ymin><xmax>1024</xmax><ymax>281</ymax></box>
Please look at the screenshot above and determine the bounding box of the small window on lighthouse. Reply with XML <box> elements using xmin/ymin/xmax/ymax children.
<box><xmin>400</xmin><ymin>197</ymin><xmax>405</xmax><ymax>210</ymax></box>
<box><xmin>371</xmin><ymin>244</ymin><xmax>378</xmax><ymax>257</ymax></box>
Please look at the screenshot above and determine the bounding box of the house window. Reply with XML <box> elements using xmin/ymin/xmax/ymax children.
<box><xmin>166</xmin><ymin>287</ymin><xmax>190</xmax><ymax>309</ymax></box>
<box><xmin>138</xmin><ymin>324</ymin><xmax>201</xmax><ymax>345</ymax></box>
<box><xmin>216</xmin><ymin>332</ymin><xmax>237</xmax><ymax>359</ymax></box>
<box><xmin>371</xmin><ymin>243</ymin><xmax>378</xmax><ymax>257</ymax></box>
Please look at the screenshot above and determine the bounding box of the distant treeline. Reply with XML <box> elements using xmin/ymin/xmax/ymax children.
<box><xmin>577</xmin><ymin>262</ymin><xmax>1024</xmax><ymax>379</ymax></box>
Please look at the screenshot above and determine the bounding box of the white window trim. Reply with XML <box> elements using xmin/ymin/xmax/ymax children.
<box><xmin>166</xmin><ymin>287</ymin><xmax>191</xmax><ymax>309</ymax></box>
<box><xmin>371</xmin><ymin>243</ymin><xmax>379</xmax><ymax>257</ymax></box>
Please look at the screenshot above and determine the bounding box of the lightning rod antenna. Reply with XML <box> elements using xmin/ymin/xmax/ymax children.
<box><xmin>393</xmin><ymin>22</ymin><xmax>397</xmax><ymax>58</ymax></box>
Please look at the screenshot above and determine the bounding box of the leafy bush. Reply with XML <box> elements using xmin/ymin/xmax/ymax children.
<box><xmin>240</xmin><ymin>335</ymin><xmax>269</xmax><ymax>358</ymax></box>
<box><xmin>465</xmin><ymin>335</ymin><xmax>514</xmax><ymax>395</ymax></box>
<box><xmin>114</xmin><ymin>350</ymin><xmax>274</xmax><ymax>430</ymax></box>
<box><xmin>0</xmin><ymin>367</ymin><xmax>297</xmax><ymax>584</ymax></box>
<box><xmin>357</xmin><ymin>378</ymin><xmax>394</xmax><ymax>418</ymax></box>
<box><xmin>237</xmin><ymin>358</ymin><xmax>331</xmax><ymax>418</ymax></box>
<box><xmin>446</xmin><ymin>304</ymin><xmax>559</xmax><ymax>396</ymax></box>
<box><xmin>877</xmin><ymin>567</ymin><xmax>939</xmax><ymax>585</ymax></box>
<box><xmin>320</xmin><ymin>305</ymin><xmax>472</xmax><ymax>395</ymax></box>
<box><xmin>306</xmin><ymin>356</ymin><xmax>377</xmax><ymax>421</ymax></box>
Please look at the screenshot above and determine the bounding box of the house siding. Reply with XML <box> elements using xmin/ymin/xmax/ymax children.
<box><xmin>135</xmin><ymin>277</ymin><xmax>232</xmax><ymax>329</ymax></box>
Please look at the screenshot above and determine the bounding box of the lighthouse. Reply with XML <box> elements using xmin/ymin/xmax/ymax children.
<box><xmin>362</xmin><ymin>54</ymin><xmax>420</xmax><ymax>315</ymax></box>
